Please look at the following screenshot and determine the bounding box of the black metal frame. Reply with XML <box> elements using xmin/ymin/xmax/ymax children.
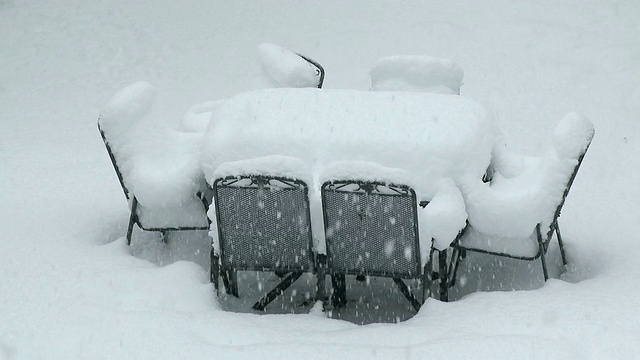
<box><xmin>210</xmin><ymin>175</ymin><xmax>324</xmax><ymax>311</ymax></box>
<box><xmin>453</xmin><ymin>139</ymin><xmax>593</xmax><ymax>282</ymax></box>
<box><xmin>97</xmin><ymin>121</ymin><xmax>210</xmax><ymax>245</ymax></box>
<box><xmin>321</xmin><ymin>180</ymin><xmax>432</xmax><ymax>312</ymax></box>
<box><xmin>296</xmin><ymin>53</ymin><xmax>325</xmax><ymax>89</ymax></box>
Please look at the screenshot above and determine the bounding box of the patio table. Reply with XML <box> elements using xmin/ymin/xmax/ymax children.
<box><xmin>200</xmin><ymin>88</ymin><xmax>496</xmax><ymax>261</ymax></box>
<box><xmin>201</xmin><ymin>88</ymin><xmax>495</xmax><ymax>201</ymax></box>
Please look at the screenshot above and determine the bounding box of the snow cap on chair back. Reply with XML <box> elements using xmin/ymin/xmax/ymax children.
<box><xmin>99</xmin><ymin>81</ymin><xmax>157</xmax><ymax>139</ymax></box>
<box><xmin>258</xmin><ymin>43</ymin><xmax>322</xmax><ymax>88</ymax></box>
<box><xmin>369</xmin><ymin>55</ymin><xmax>464</xmax><ymax>94</ymax></box>
<box><xmin>553</xmin><ymin>112</ymin><xmax>595</xmax><ymax>160</ymax></box>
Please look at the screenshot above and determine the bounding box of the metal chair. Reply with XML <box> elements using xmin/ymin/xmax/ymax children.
<box><xmin>453</xmin><ymin>136</ymin><xmax>594</xmax><ymax>282</ymax></box>
<box><xmin>97</xmin><ymin>121</ymin><xmax>210</xmax><ymax>245</ymax></box>
<box><xmin>321</xmin><ymin>180</ymin><xmax>432</xmax><ymax>312</ymax></box>
<box><xmin>296</xmin><ymin>53</ymin><xmax>325</xmax><ymax>89</ymax></box>
<box><xmin>210</xmin><ymin>175</ymin><xmax>324</xmax><ymax>311</ymax></box>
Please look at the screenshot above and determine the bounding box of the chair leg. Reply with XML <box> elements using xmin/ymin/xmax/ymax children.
<box><xmin>555</xmin><ymin>224</ymin><xmax>568</xmax><ymax>266</ymax></box>
<box><xmin>316</xmin><ymin>254</ymin><xmax>327</xmax><ymax>305</ymax></box>
<box><xmin>536</xmin><ymin>224</ymin><xmax>549</xmax><ymax>281</ymax></box>
<box><xmin>224</xmin><ymin>269</ymin><xmax>239</xmax><ymax>297</ymax></box>
<box><xmin>423</xmin><ymin>251</ymin><xmax>434</xmax><ymax>303</ymax></box>
<box><xmin>253</xmin><ymin>272</ymin><xmax>303</xmax><ymax>311</ymax></box>
<box><xmin>210</xmin><ymin>251</ymin><xmax>220</xmax><ymax>295</ymax></box>
<box><xmin>393</xmin><ymin>278</ymin><xmax>421</xmax><ymax>312</ymax></box>
<box><xmin>126</xmin><ymin>198</ymin><xmax>139</xmax><ymax>246</ymax></box>
<box><xmin>448</xmin><ymin>247</ymin><xmax>462</xmax><ymax>287</ymax></box>
<box><xmin>160</xmin><ymin>230</ymin><xmax>169</xmax><ymax>243</ymax></box>
<box><xmin>331</xmin><ymin>274</ymin><xmax>347</xmax><ymax>308</ymax></box>
<box><xmin>439</xmin><ymin>250</ymin><xmax>449</xmax><ymax>302</ymax></box>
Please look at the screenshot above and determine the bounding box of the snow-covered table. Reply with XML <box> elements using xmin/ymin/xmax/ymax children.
<box><xmin>201</xmin><ymin>88</ymin><xmax>496</xmax><ymax>261</ymax></box>
<box><xmin>202</xmin><ymin>88</ymin><xmax>495</xmax><ymax>199</ymax></box>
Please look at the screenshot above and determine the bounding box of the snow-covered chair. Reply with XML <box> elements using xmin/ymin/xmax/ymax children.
<box><xmin>257</xmin><ymin>43</ymin><xmax>325</xmax><ymax>89</ymax></box>
<box><xmin>454</xmin><ymin>113</ymin><xmax>595</xmax><ymax>281</ymax></box>
<box><xmin>369</xmin><ymin>55</ymin><xmax>463</xmax><ymax>94</ymax></box>
<box><xmin>210</xmin><ymin>172</ymin><xmax>323</xmax><ymax>311</ymax></box>
<box><xmin>98</xmin><ymin>82</ymin><xmax>210</xmax><ymax>245</ymax></box>
<box><xmin>320</xmin><ymin>178</ymin><xmax>431</xmax><ymax>312</ymax></box>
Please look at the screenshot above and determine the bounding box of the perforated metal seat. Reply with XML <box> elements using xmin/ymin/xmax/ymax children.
<box><xmin>211</xmin><ymin>175</ymin><xmax>323</xmax><ymax>311</ymax></box>
<box><xmin>321</xmin><ymin>180</ymin><xmax>430</xmax><ymax>311</ymax></box>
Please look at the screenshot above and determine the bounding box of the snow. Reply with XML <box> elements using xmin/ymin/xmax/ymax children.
<box><xmin>98</xmin><ymin>82</ymin><xmax>209</xmax><ymax>226</ymax></box>
<box><xmin>553</xmin><ymin>112</ymin><xmax>596</xmax><ymax>160</ymax></box>
<box><xmin>98</xmin><ymin>81</ymin><xmax>157</xmax><ymax>139</ymax></box>
<box><xmin>212</xmin><ymin>155</ymin><xmax>313</xmax><ymax>183</ymax></box>
<box><xmin>202</xmin><ymin>88</ymin><xmax>495</xmax><ymax>200</ymax></box>
<box><xmin>370</xmin><ymin>55</ymin><xmax>464</xmax><ymax>94</ymax></box>
<box><xmin>201</xmin><ymin>89</ymin><xmax>493</xmax><ymax>257</ymax></box>
<box><xmin>257</xmin><ymin>43</ymin><xmax>322</xmax><ymax>88</ymax></box>
<box><xmin>180</xmin><ymin>100</ymin><xmax>224</xmax><ymax>133</ymax></box>
<box><xmin>460</xmin><ymin>114</ymin><xmax>593</xmax><ymax>243</ymax></box>
<box><xmin>2</xmin><ymin>0</ymin><xmax>640</xmax><ymax>359</ymax></box>
<box><xmin>419</xmin><ymin>179</ymin><xmax>468</xmax><ymax>252</ymax></box>
<box><xmin>319</xmin><ymin>161</ymin><xmax>417</xmax><ymax>188</ymax></box>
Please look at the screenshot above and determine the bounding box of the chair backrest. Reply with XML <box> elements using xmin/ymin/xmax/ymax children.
<box><xmin>97</xmin><ymin>121</ymin><xmax>130</xmax><ymax>200</ymax></box>
<box><xmin>321</xmin><ymin>180</ymin><xmax>421</xmax><ymax>278</ymax></box>
<box><xmin>213</xmin><ymin>175</ymin><xmax>314</xmax><ymax>272</ymax></box>
<box><xmin>296</xmin><ymin>53</ymin><xmax>325</xmax><ymax>89</ymax></box>
<box><xmin>545</xmin><ymin>137</ymin><xmax>593</xmax><ymax>240</ymax></box>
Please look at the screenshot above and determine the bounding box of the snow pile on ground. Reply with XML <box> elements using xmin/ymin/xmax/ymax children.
<box><xmin>370</xmin><ymin>55</ymin><xmax>464</xmax><ymax>94</ymax></box>
<box><xmin>257</xmin><ymin>43</ymin><xmax>322</xmax><ymax>88</ymax></box>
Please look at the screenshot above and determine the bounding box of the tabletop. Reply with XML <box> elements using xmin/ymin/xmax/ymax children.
<box><xmin>201</xmin><ymin>88</ymin><xmax>496</xmax><ymax>201</ymax></box>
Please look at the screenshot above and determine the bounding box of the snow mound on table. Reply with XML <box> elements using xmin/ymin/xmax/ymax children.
<box><xmin>181</xmin><ymin>100</ymin><xmax>224</xmax><ymax>133</ymax></box>
<box><xmin>419</xmin><ymin>179</ymin><xmax>468</xmax><ymax>253</ymax></box>
<box><xmin>99</xmin><ymin>82</ymin><xmax>206</xmax><ymax>211</ymax></box>
<box><xmin>370</xmin><ymin>55</ymin><xmax>463</xmax><ymax>94</ymax></box>
<box><xmin>202</xmin><ymin>88</ymin><xmax>495</xmax><ymax>201</ymax></box>
<box><xmin>461</xmin><ymin>113</ymin><xmax>594</xmax><ymax>239</ymax></box>
<box><xmin>202</xmin><ymin>86</ymin><xmax>496</xmax><ymax>258</ymax></box>
<box><xmin>257</xmin><ymin>43</ymin><xmax>321</xmax><ymax>88</ymax></box>
<box><xmin>127</xmin><ymin>131</ymin><xmax>205</xmax><ymax>208</ymax></box>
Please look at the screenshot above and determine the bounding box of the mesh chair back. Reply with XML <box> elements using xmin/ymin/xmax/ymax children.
<box><xmin>213</xmin><ymin>176</ymin><xmax>313</xmax><ymax>272</ymax></box>
<box><xmin>322</xmin><ymin>181</ymin><xmax>421</xmax><ymax>278</ymax></box>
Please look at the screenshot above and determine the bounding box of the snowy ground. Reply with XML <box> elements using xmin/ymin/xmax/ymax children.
<box><xmin>2</xmin><ymin>1</ymin><xmax>640</xmax><ymax>359</ymax></box>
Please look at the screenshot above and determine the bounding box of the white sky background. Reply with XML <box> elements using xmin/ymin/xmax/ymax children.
<box><xmin>1</xmin><ymin>1</ymin><xmax>639</xmax><ymax>359</ymax></box>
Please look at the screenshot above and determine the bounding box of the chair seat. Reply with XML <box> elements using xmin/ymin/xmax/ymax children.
<box><xmin>457</xmin><ymin>225</ymin><xmax>540</xmax><ymax>259</ymax></box>
<box><xmin>136</xmin><ymin>198</ymin><xmax>209</xmax><ymax>229</ymax></box>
